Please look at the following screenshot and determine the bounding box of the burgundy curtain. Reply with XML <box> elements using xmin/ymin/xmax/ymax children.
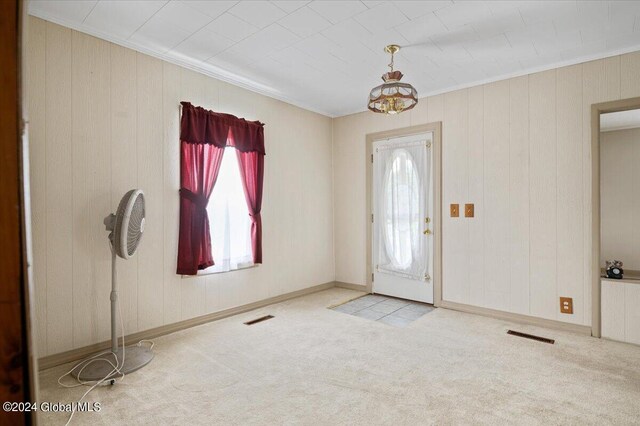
<box><xmin>177</xmin><ymin>102</ymin><xmax>265</xmax><ymax>275</ymax></box>
<box><xmin>176</xmin><ymin>143</ymin><xmax>224</xmax><ymax>275</ymax></box>
<box><xmin>235</xmin><ymin>150</ymin><xmax>264</xmax><ymax>264</ymax></box>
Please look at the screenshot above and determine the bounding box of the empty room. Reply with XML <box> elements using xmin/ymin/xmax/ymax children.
<box><xmin>3</xmin><ymin>0</ymin><xmax>640</xmax><ymax>424</ymax></box>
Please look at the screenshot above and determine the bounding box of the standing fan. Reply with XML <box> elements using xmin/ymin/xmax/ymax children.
<box><xmin>71</xmin><ymin>189</ymin><xmax>153</xmax><ymax>381</ymax></box>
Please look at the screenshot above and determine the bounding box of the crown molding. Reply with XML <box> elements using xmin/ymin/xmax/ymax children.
<box><xmin>338</xmin><ymin>43</ymin><xmax>640</xmax><ymax>117</ymax></box>
<box><xmin>27</xmin><ymin>10</ymin><xmax>640</xmax><ymax>119</ymax></box>
<box><xmin>28</xmin><ymin>11</ymin><xmax>337</xmax><ymax>118</ymax></box>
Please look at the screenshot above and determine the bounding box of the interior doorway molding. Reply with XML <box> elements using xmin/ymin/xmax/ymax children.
<box><xmin>365</xmin><ymin>122</ymin><xmax>443</xmax><ymax>306</ymax></box>
<box><xmin>591</xmin><ymin>96</ymin><xmax>640</xmax><ymax>337</ymax></box>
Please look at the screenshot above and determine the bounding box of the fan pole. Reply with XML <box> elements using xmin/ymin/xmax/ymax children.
<box><xmin>110</xmin><ymin>244</ymin><xmax>118</xmax><ymax>353</ymax></box>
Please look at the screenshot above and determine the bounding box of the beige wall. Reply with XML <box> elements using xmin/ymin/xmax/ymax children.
<box><xmin>334</xmin><ymin>51</ymin><xmax>640</xmax><ymax>327</ymax></box>
<box><xmin>26</xmin><ymin>12</ymin><xmax>640</xmax><ymax>350</ymax></box>
<box><xmin>601</xmin><ymin>128</ymin><xmax>640</xmax><ymax>271</ymax></box>
<box><xmin>26</xmin><ymin>17</ymin><xmax>334</xmax><ymax>357</ymax></box>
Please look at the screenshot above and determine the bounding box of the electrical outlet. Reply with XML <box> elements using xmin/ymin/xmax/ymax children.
<box><xmin>560</xmin><ymin>297</ymin><xmax>573</xmax><ymax>314</ymax></box>
<box><xmin>450</xmin><ymin>204</ymin><xmax>459</xmax><ymax>217</ymax></box>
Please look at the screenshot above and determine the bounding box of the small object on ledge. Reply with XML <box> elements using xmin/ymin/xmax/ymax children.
<box><xmin>605</xmin><ymin>260</ymin><xmax>624</xmax><ymax>279</ymax></box>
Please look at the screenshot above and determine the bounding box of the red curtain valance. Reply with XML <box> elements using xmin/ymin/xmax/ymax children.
<box><xmin>180</xmin><ymin>101</ymin><xmax>265</xmax><ymax>155</ymax></box>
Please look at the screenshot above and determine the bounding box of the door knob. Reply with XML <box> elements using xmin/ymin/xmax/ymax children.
<box><xmin>423</xmin><ymin>229</ymin><xmax>431</xmax><ymax>235</ymax></box>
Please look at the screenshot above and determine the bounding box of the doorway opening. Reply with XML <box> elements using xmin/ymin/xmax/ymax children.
<box><xmin>592</xmin><ymin>97</ymin><xmax>640</xmax><ymax>338</ymax></box>
<box><xmin>595</xmin><ymin>99</ymin><xmax>640</xmax><ymax>342</ymax></box>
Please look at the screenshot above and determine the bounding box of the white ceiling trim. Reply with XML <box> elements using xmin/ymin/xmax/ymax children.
<box><xmin>29</xmin><ymin>8</ymin><xmax>640</xmax><ymax>119</ymax></box>
<box><xmin>28</xmin><ymin>8</ymin><xmax>337</xmax><ymax>118</ymax></box>
<box><xmin>387</xmin><ymin>43</ymin><xmax>640</xmax><ymax>119</ymax></box>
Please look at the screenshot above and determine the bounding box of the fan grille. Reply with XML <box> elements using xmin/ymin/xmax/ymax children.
<box><xmin>114</xmin><ymin>189</ymin><xmax>145</xmax><ymax>259</ymax></box>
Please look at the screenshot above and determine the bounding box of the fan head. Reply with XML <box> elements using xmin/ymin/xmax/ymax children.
<box><xmin>112</xmin><ymin>189</ymin><xmax>145</xmax><ymax>259</ymax></box>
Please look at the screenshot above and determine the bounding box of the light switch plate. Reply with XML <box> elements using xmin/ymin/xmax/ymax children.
<box><xmin>560</xmin><ymin>297</ymin><xmax>573</xmax><ymax>314</ymax></box>
<box><xmin>450</xmin><ymin>204</ymin><xmax>459</xmax><ymax>217</ymax></box>
<box><xmin>465</xmin><ymin>203</ymin><xmax>474</xmax><ymax>218</ymax></box>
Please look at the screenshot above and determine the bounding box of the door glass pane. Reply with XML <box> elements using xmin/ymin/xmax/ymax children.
<box><xmin>382</xmin><ymin>149</ymin><xmax>420</xmax><ymax>270</ymax></box>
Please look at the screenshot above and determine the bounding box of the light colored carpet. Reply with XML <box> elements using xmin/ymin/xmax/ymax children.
<box><xmin>39</xmin><ymin>288</ymin><xmax>640</xmax><ymax>425</ymax></box>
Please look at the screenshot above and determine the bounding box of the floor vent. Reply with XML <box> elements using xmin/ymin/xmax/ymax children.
<box><xmin>244</xmin><ymin>315</ymin><xmax>274</xmax><ymax>325</ymax></box>
<box><xmin>507</xmin><ymin>330</ymin><xmax>555</xmax><ymax>344</ymax></box>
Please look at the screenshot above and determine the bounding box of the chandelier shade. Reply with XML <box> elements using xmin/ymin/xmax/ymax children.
<box><xmin>368</xmin><ymin>45</ymin><xmax>418</xmax><ymax>114</ymax></box>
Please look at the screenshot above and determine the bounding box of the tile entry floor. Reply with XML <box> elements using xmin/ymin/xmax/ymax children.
<box><xmin>331</xmin><ymin>294</ymin><xmax>434</xmax><ymax>326</ymax></box>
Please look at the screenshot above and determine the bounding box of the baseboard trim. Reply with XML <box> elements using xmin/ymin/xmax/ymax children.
<box><xmin>335</xmin><ymin>281</ymin><xmax>590</xmax><ymax>335</ymax></box>
<box><xmin>439</xmin><ymin>300</ymin><xmax>593</xmax><ymax>336</ymax></box>
<box><xmin>38</xmin><ymin>283</ymin><xmax>594</xmax><ymax>370</ymax></box>
<box><xmin>38</xmin><ymin>281</ymin><xmax>336</xmax><ymax>371</ymax></box>
<box><xmin>334</xmin><ymin>281</ymin><xmax>368</xmax><ymax>292</ymax></box>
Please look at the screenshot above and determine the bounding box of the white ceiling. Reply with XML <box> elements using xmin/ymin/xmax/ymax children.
<box><xmin>601</xmin><ymin>109</ymin><xmax>640</xmax><ymax>132</ymax></box>
<box><xmin>29</xmin><ymin>0</ymin><xmax>640</xmax><ymax>117</ymax></box>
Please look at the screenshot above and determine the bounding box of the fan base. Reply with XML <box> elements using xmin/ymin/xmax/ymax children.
<box><xmin>71</xmin><ymin>345</ymin><xmax>154</xmax><ymax>382</ymax></box>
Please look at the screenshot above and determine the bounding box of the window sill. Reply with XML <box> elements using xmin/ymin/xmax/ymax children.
<box><xmin>181</xmin><ymin>263</ymin><xmax>259</xmax><ymax>279</ymax></box>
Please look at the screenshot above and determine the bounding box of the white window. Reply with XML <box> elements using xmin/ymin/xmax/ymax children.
<box><xmin>202</xmin><ymin>148</ymin><xmax>253</xmax><ymax>274</ymax></box>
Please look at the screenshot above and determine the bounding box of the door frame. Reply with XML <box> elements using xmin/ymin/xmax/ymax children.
<box><xmin>591</xmin><ymin>96</ymin><xmax>640</xmax><ymax>337</ymax></box>
<box><xmin>1</xmin><ymin>0</ymin><xmax>38</xmax><ymax>424</ymax></box>
<box><xmin>365</xmin><ymin>122</ymin><xmax>443</xmax><ymax>306</ymax></box>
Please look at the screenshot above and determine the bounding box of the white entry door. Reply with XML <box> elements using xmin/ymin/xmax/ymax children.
<box><xmin>372</xmin><ymin>132</ymin><xmax>433</xmax><ymax>303</ymax></box>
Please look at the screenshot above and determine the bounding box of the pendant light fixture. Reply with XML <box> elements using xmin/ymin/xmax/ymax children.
<box><xmin>368</xmin><ymin>45</ymin><xmax>418</xmax><ymax>114</ymax></box>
